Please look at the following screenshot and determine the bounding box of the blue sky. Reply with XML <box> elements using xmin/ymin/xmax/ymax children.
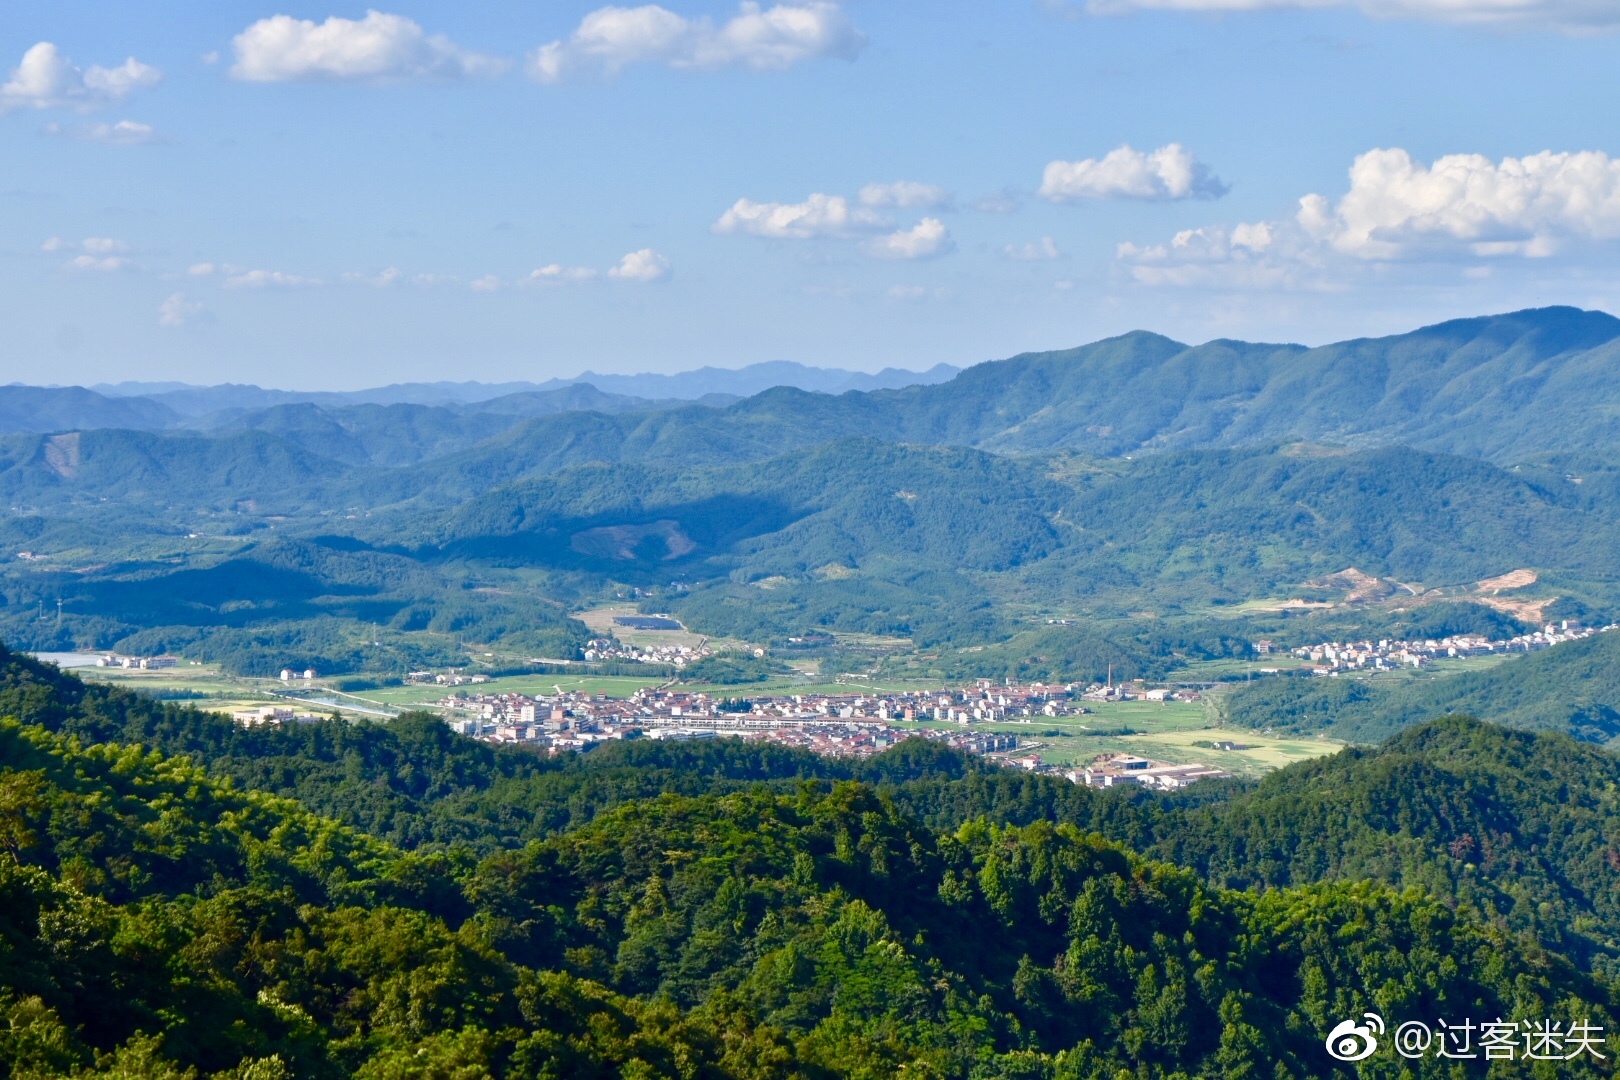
<box><xmin>2</xmin><ymin>0</ymin><xmax>1619</xmax><ymax>388</ymax></box>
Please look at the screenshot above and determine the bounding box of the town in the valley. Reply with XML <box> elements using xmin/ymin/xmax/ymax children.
<box><xmin>426</xmin><ymin>678</ymin><xmax>1232</xmax><ymax>791</ymax></box>
<box><xmin>214</xmin><ymin>619</ymin><xmax>1616</xmax><ymax>794</ymax></box>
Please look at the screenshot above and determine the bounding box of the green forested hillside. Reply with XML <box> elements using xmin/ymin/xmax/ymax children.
<box><xmin>1223</xmin><ymin>628</ymin><xmax>1620</xmax><ymax>743</ymax></box>
<box><xmin>8</xmin><ymin>433</ymin><xmax>1620</xmax><ymax>699</ymax></box>
<box><xmin>14</xmin><ymin>643</ymin><xmax>1620</xmax><ymax>992</ymax></box>
<box><xmin>0</xmin><ymin>385</ymin><xmax>181</xmax><ymax>433</ymax></box>
<box><xmin>3</xmin><ymin>699</ymin><xmax>1616</xmax><ymax>1078</ymax></box>
<box><xmin>422</xmin><ymin>439</ymin><xmax>1613</xmax><ymax>600</ymax></box>
<box><xmin>205</xmin><ymin>384</ymin><xmax>715</xmax><ymax>468</ymax></box>
<box><xmin>0</xmin><ymin>427</ymin><xmax>352</xmax><ymax>510</ymax></box>
<box><xmin>879</xmin><ymin>305</ymin><xmax>1620</xmax><ymax>460</ymax></box>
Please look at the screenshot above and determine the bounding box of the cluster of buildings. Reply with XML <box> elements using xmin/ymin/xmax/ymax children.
<box><xmin>1064</xmin><ymin>752</ymin><xmax>1231</xmax><ymax>791</ymax></box>
<box><xmin>406</xmin><ymin>671</ymin><xmax>490</xmax><ymax>686</ymax></box>
<box><xmin>436</xmin><ymin>681</ymin><xmax>1043</xmax><ymax>760</ymax></box>
<box><xmin>231</xmin><ymin>705</ymin><xmax>328</xmax><ymax>727</ymax></box>
<box><xmin>580</xmin><ymin>636</ymin><xmax>713</xmax><ymax>667</ymax></box>
<box><xmin>1275</xmin><ymin>620</ymin><xmax>1615</xmax><ymax>675</ymax></box>
<box><xmin>95</xmin><ymin>655</ymin><xmax>177</xmax><ymax>670</ymax></box>
<box><xmin>435</xmin><ymin>680</ymin><xmax>1090</xmax><ymax>742</ymax></box>
<box><xmin>1081</xmin><ymin>683</ymin><xmax>1201</xmax><ymax>703</ymax></box>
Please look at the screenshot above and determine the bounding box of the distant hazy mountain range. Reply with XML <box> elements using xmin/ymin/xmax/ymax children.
<box><xmin>3</xmin><ymin>306</ymin><xmax>1615</xmax><ymax>464</ymax></box>
<box><xmin>64</xmin><ymin>359</ymin><xmax>963</xmax><ymax>425</ymax></box>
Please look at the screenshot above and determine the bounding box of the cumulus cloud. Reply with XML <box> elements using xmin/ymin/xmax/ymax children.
<box><xmin>224</xmin><ymin>268</ymin><xmax>322</xmax><ymax>289</ymax></box>
<box><xmin>717</xmin><ymin>188</ymin><xmax>957</xmax><ymax>261</ymax></box>
<box><xmin>231</xmin><ymin>11</ymin><xmax>506</xmax><ymax>82</ymax></box>
<box><xmin>1300</xmin><ymin>147</ymin><xmax>1620</xmax><ymax>258</ymax></box>
<box><xmin>527</xmin><ymin>264</ymin><xmax>598</xmax><ymax>283</ymax></box>
<box><xmin>1116</xmin><ymin>146</ymin><xmax>1620</xmax><ymax>289</ymax></box>
<box><xmin>1005</xmin><ymin>236</ymin><xmax>1061</xmax><ymax>261</ymax></box>
<box><xmin>713</xmin><ymin>192</ymin><xmax>888</xmax><ymax>239</ymax></box>
<box><xmin>1116</xmin><ymin>222</ymin><xmax>1302</xmax><ymax>288</ymax></box>
<box><xmin>470</xmin><ymin>275</ymin><xmax>502</xmax><ymax>292</ymax></box>
<box><xmin>609</xmin><ymin>248</ymin><xmax>672</xmax><ymax>281</ymax></box>
<box><xmin>862</xmin><ymin>218</ymin><xmax>954</xmax><ymax>260</ymax></box>
<box><xmin>1039</xmin><ymin>143</ymin><xmax>1228</xmax><ymax>202</ymax></box>
<box><xmin>858</xmin><ymin>181</ymin><xmax>953</xmax><ymax>209</ymax></box>
<box><xmin>529</xmin><ymin>1</ymin><xmax>864</xmax><ymax>82</ymax></box>
<box><xmin>158</xmin><ymin>292</ymin><xmax>203</xmax><ymax>327</ymax></box>
<box><xmin>1</xmin><ymin>43</ymin><xmax>160</xmax><ymax>111</ymax></box>
<box><xmin>1052</xmin><ymin>0</ymin><xmax>1620</xmax><ymax>29</ymax></box>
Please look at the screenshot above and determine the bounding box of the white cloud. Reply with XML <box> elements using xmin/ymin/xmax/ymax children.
<box><xmin>82</xmin><ymin>237</ymin><xmax>127</xmax><ymax>254</ymax></box>
<box><xmin>1</xmin><ymin>43</ymin><xmax>160</xmax><ymax>111</ymax></box>
<box><xmin>1005</xmin><ymin>236</ymin><xmax>1061</xmax><ymax>261</ymax></box>
<box><xmin>717</xmin><ymin>189</ymin><xmax>956</xmax><ymax>260</ymax></box>
<box><xmin>858</xmin><ymin>181</ymin><xmax>953</xmax><ymax>210</ymax></box>
<box><xmin>69</xmin><ymin>254</ymin><xmax>129</xmax><ymax>272</ymax></box>
<box><xmin>1055</xmin><ymin>0</ymin><xmax>1620</xmax><ymax>30</ymax></box>
<box><xmin>713</xmin><ymin>192</ymin><xmax>888</xmax><ymax>239</ymax></box>
<box><xmin>225</xmin><ymin>268</ymin><xmax>322</xmax><ymax>289</ymax></box>
<box><xmin>470</xmin><ymin>274</ymin><xmax>502</xmax><ymax>291</ymax></box>
<box><xmin>1116</xmin><ymin>146</ymin><xmax>1620</xmax><ymax>289</ymax></box>
<box><xmin>1300</xmin><ymin>147</ymin><xmax>1620</xmax><ymax>259</ymax></box>
<box><xmin>529</xmin><ymin>2</ymin><xmax>863</xmax><ymax>82</ymax></box>
<box><xmin>861</xmin><ymin>218</ymin><xmax>954</xmax><ymax>260</ymax></box>
<box><xmin>527</xmin><ymin>264</ymin><xmax>598</xmax><ymax>283</ymax></box>
<box><xmin>231</xmin><ymin>11</ymin><xmax>507</xmax><ymax>82</ymax></box>
<box><xmin>1117</xmin><ymin>221</ymin><xmax>1303</xmax><ymax>288</ymax></box>
<box><xmin>187</xmin><ymin>262</ymin><xmax>220</xmax><ymax>276</ymax></box>
<box><xmin>158</xmin><ymin>292</ymin><xmax>203</xmax><ymax>327</ymax></box>
<box><xmin>1039</xmin><ymin>143</ymin><xmax>1228</xmax><ymax>202</ymax></box>
<box><xmin>609</xmin><ymin>248</ymin><xmax>672</xmax><ymax>281</ymax></box>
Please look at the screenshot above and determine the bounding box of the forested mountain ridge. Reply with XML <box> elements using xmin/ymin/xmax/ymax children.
<box><xmin>8</xmin><ymin>305</ymin><xmax>1620</xmax><ymax>473</ymax></box>
<box><xmin>52</xmin><ymin>304</ymin><xmax>1620</xmax><ymax>465</ymax></box>
<box><xmin>1156</xmin><ymin>715</ymin><xmax>1620</xmax><ymax>973</ymax></box>
<box><xmin>875</xmin><ymin>305</ymin><xmax>1620</xmax><ymax>460</ymax></box>
<box><xmin>313</xmin><ymin>305</ymin><xmax>1620</xmax><ymax>495</ymax></box>
<box><xmin>3</xmin><ymin>307</ymin><xmax>1618</xmax><ymax>512</ymax></box>
<box><xmin>0</xmin><ymin>385</ymin><xmax>181</xmax><ymax>434</ymax></box>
